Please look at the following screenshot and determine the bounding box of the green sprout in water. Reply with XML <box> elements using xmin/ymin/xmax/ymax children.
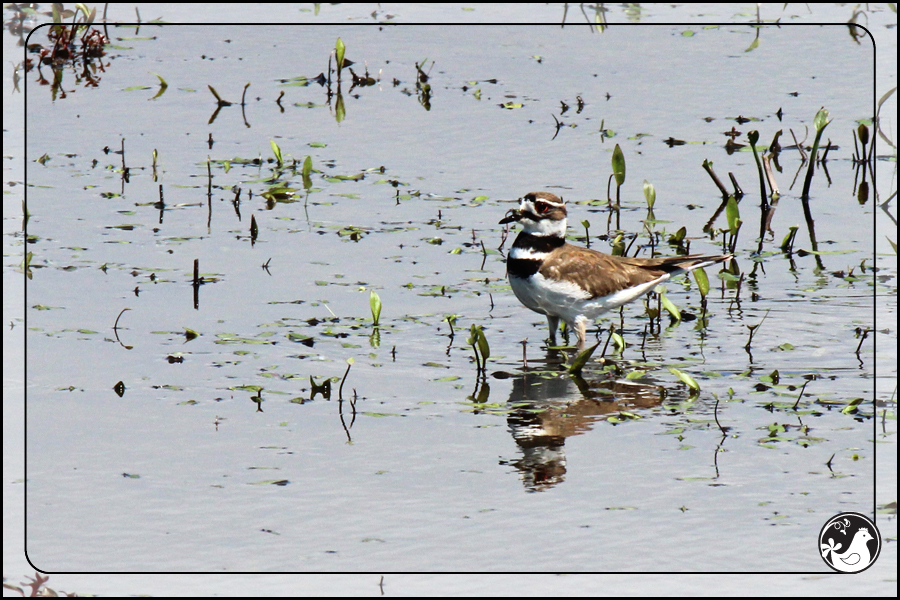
<box><xmin>567</xmin><ymin>342</ymin><xmax>600</xmax><ymax>375</ymax></box>
<box><xmin>302</xmin><ymin>155</ymin><xmax>313</xmax><ymax>190</ymax></box>
<box><xmin>445</xmin><ymin>314</ymin><xmax>459</xmax><ymax>339</ymax></box>
<box><xmin>643</xmin><ymin>180</ymin><xmax>657</xmax><ymax>229</ymax></box>
<box><xmin>668</xmin><ymin>367</ymin><xmax>700</xmax><ymax>392</ymax></box>
<box><xmin>468</xmin><ymin>324</ymin><xmax>490</xmax><ymax>376</ymax></box>
<box><xmin>724</xmin><ymin>195</ymin><xmax>741</xmax><ymax>253</ymax></box>
<box><xmin>270</xmin><ymin>139</ymin><xmax>283</xmax><ymax>169</ymax></box>
<box><xmin>780</xmin><ymin>226</ymin><xmax>799</xmax><ymax>254</ymax></box>
<box><xmin>659</xmin><ymin>289</ymin><xmax>681</xmax><ymax>322</ymax></box>
<box><xmin>802</xmin><ymin>108</ymin><xmax>832</xmax><ymax>199</ymax></box>
<box><xmin>693</xmin><ymin>267</ymin><xmax>712</xmax><ymax>327</ymax></box>
<box><xmin>610</xmin><ymin>143</ymin><xmax>626</xmax><ymax>206</ymax></box>
<box><xmin>369</xmin><ymin>290</ymin><xmax>381</xmax><ymax>327</ymax></box>
<box><xmin>693</xmin><ymin>267</ymin><xmax>710</xmax><ymax>299</ymax></box>
<box><xmin>611</xmin><ymin>234</ymin><xmax>625</xmax><ymax>257</ymax></box>
<box><xmin>643</xmin><ymin>179</ymin><xmax>656</xmax><ymax>209</ymax></box>
<box><xmin>335</xmin><ymin>37</ymin><xmax>346</xmax><ymax>81</ymax></box>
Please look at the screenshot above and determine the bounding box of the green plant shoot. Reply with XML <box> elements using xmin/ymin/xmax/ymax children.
<box><xmin>668</xmin><ymin>367</ymin><xmax>700</xmax><ymax>391</ymax></box>
<box><xmin>369</xmin><ymin>290</ymin><xmax>381</xmax><ymax>326</ymax></box>
<box><xmin>335</xmin><ymin>38</ymin><xmax>346</xmax><ymax>74</ymax></box>
<box><xmin>693</xmin><ymin>267</ymin><xmax>710</xmax><ymax>299</ymax></box>
<box><xmin>660</xmin><ymin>292</ymin><xmax>681</xmax><ymax>321</ymax></box>
<box><xmin>270</xmin><ymin>140</ymin><xmax>283</xmax><ymax>168</ymax></box>
<box><xmin>643</xmin><ymin>180</ymin><xmax>656</xmax><ymax>209</ymax></box>
<box><xmin>612</xmin><ymin>144</ymin><xmax>626</xmax><ymax>187</ymax></box>
<box><xmin>725</xmin><ymin>196</ymin><xmax>740</xmax><ymax>235</ymax></box>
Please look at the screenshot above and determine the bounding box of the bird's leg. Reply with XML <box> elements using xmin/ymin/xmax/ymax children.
<box><xmin>573</xmin><ymin>317</ymin><xmax>588</xmax><ymax>352</ymax></box>
<box><xmin>546</xmin><ymin>315</ymin><xmax>560</xmax><ymax>346</ymax></box>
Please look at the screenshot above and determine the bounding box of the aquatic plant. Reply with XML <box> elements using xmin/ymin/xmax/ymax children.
<box><xmin>610</xmin><ymin>143</ymin><xmax>626</xmax><ymax>206</ymax></box>
<box><xmin>801</xmin><ymin>108</ymin><xmax>832</xmax><ymax>199</ymax></box>
<box><xmin>369</xmin><ymin>290</ymin><xmax>381</xmax><ymax>327</ymax></box>
<box><xmin>567</xmin><ymin>342</ymin><xmax>600</xmax><ymax>375</ymax></box>
<box><xmin>468</xmin><ymin>324</ymin><xmax>490</xmax><ymax>376</ymax></box>
<box><xmin>668</xmin><ymin>367</ymin><xmax>700</xmax><ymax>392</ymax></box>
<box><xmin>335</xmin><ymin>37</ymin><xmax>346</xmax><ymax>81</ymax></box>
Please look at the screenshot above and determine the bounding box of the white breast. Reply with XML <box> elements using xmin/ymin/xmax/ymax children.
<box><xmin>509</xmin><ymin>271</ymin><xmax>672</xmax><ymax>324</ymax></box>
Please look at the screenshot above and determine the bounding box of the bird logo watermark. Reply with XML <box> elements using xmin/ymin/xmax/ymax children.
<box><xmin>819</xmin><ymin>512</ymin><xmax>881</xmax><ymax>573</ymax></box>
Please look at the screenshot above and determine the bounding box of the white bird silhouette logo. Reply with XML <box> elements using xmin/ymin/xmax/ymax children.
<box><xmin>821</xmin><ymin>527</ymin><xmax>874</xmax><ymax>572</ymax></box>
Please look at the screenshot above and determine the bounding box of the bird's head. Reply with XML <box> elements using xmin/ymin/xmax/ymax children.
<box><xmin>499</xmin><ymin>192</ymin><xmax>568</xmax><ymax>237</ymax></box>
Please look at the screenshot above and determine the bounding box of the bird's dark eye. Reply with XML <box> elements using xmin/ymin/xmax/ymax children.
<box><xmin>535</xmin><ymin>201</ymin><xmax>549</xmax><ymax>214</ymax></box>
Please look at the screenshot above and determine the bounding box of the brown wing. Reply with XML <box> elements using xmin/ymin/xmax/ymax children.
<box><xmin>539</xmin><ymin>245</ymin><xmax>730</xmax><ymax>299</ymax></box>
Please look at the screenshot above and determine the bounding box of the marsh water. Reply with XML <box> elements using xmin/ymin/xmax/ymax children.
<box><xmin>6</xmin><ymin>3</ymin><xmax>897</xmax><ymax>595</ymax></box>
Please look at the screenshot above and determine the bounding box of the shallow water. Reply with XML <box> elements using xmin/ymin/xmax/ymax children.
<box><xmin>5</xmin><ymin>3</ymin><xmax>896</xmax><ymax>595</ymax></box>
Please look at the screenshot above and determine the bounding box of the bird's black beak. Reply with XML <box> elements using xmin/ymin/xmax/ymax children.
<box><xmin>499</xmin><ymin>208</ymin><xmax>521</xmax><ymax>225</ymax></box>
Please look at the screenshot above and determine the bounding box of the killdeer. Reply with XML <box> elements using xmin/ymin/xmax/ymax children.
<box><xmin>499</xmin><ymin>192</ymin><xmax>732</xmax><ymax>350</ymax></box>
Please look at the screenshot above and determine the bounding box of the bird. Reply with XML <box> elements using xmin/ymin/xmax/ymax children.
<box><xmin>823</xmin><ymin>527</ymin><xmax>875</xmax><ymax>572</ymax></box>
<box><xmin>499</xmin><ymin>192</ymin><xmax>732</xmax><ymax>350</ymax></box>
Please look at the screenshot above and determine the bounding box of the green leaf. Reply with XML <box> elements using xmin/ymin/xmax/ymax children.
<box><xmin>814</xmin><ymin>108</ymin><xmax>831</xmax><ymax>132</ymax></box>
<box><xmin>150</xmin><ymin>72</ymin><xmax>168</xmax><ymax>90</ymax></box>
<box><xmin>476</xmin><ymin>327</ymin><xmax>490</xmax><ymax>364</ymax></box>
<box><xmin>857</xmin><ymin>123</ymin><xmax>870</xmax><ymax>146</ymax></box>
<box><xmin>270</xmin><ymin>140</ymin><xmax>283</xmax><ymax>167</ymax></box>
<box><xmin>335</xmin><ymin>37</ymin><xmax>346</xmax><ymax>72</ymax></box>
<box><xmin>369</xmin><ymin>290</ymin><xmax>381</xmax><ymax>326</ymax></box>
<box><xmin>693</xmin><ymin>268</ymin><xmax>710</xmax><ymax>299</ymax></box>
<box><xmin>660</xmin><ymin>293</ymin><xmax>681</xmax><ymax>321</ymax></box>
<box><xmin>567</xmin><ymin>342</ymin><xmax>600</xmax><ymax>375</ymax></box>
<box><xmin>668</xmin><ymin>367</ymin><xmax>700</xmax><ymax>391</ymax></box>
<box><xmin>260</xmin><ymin>185</ymin><xmax>298</xmax><ymax>202</ymax></box>
<box><xmin>643</xmin><ymin>180</ymin><xmax>656</xmax><ymax>208</ymax></box>
<box><xmin>780</xmin><ymin>226</ymin><xmax>799</xmax><ymax>251</ymax></box>
<box><xmin>669</xmin><ymin>226</ymin><xmax>687</xmax><ymax>244</ymax></box>
<box><xmin>468</xmin><ymin>324</ymin><xmax>488</xmax><ymax>371</ymax></box>
<box><xmin>725</xmin><ymin>196</ymin><xmax>740</xmax><ymax>235</ymax></box>
<box><xmin>612</xmin><ymin>144</ymin><xmax>626</xmax><ymax>186</ymax></box>
<box><xmin>74</xmin><ymin>3</ymin><xmax>91</xmax><ymax>20</ymax></box>
<box><xmin>802</xmin><ymin>107</ymin><xmax>833</xmax><ymax>199</ymax></box>
<box><xmin>302</xmin><ymin>155</ymin><xmax>313</xmax><ymax>190</ymax></box>
<box><xmin>841</xmin><ymin>398</ymin><xmax>864</xmax><ymax>414</ymax></box>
